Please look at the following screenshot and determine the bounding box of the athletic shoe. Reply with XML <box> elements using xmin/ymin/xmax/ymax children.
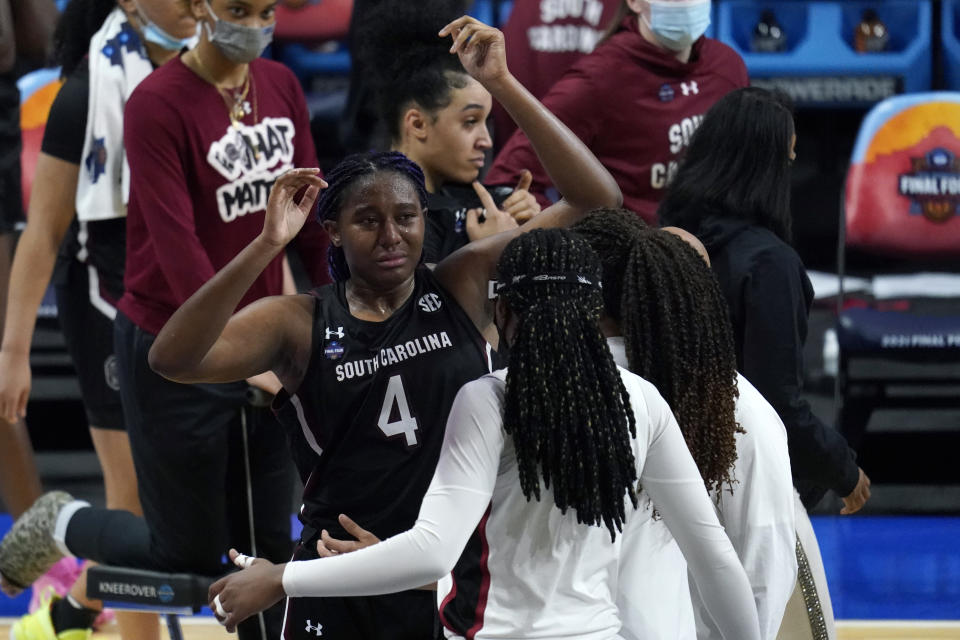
<box><xmin>28</xmin><ymin>558</ymin><xmax>81</xmax><ymax>613</ymax></box>
<box><xmin>10</xmin><ymin>587</ymin><xmax>92</xmax><ymax>640</ymax></box>
<box><xmin>27</xmin><ymin>559</ymin><xmax>113</xmax><ymax>630</ymax></box>
<box><xmin>0</xmin><ymin>491</ymin><xmax>73</xmax><ymax>591</ymax></box>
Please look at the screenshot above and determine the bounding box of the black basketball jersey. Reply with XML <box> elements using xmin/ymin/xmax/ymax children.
<box><xmin>274</xmin><ymin>266</ymin><xmax>493</xmax><ymax>541</ymax></box>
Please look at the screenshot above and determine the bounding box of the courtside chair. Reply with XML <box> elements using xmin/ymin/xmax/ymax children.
<box><xmin>836</xmin><ymin>92</ymin><xmax>960</xmax><ymax>483</ymax></box>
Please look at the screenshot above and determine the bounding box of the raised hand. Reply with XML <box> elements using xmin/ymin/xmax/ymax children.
<box><xmin>439</xmin><ymin>16</ymin><xmax>509</xmax><ymax>88</ymax></box>
<box><xmin>261</xmin><ymin>168</ymin><xmax>327</xmax><ymax>249</ymax></box>
<box><xmin>0</xmin><ymin>350</ymin><xmax>31</xmax><ymax>424</ymax></box>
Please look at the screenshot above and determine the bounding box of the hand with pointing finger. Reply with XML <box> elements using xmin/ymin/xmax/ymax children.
<box><xmin>498</xmin><ymin>169</ymin><xmax>540</xmax><ymax>223</ymax></box>
<box><xmin>466</xmin><ymin>181</ymin><xmax>519</xmax><ymax>242</ymax></box>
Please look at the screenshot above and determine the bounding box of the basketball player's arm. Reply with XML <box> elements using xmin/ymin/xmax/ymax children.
<box><xmin>149</xmin><ymin>169</ymin><xmax>325</xmax><ymax>390</ymax></box>
<box><xmin>485</xmin><ymin>56</ymin><xmax>603</xmax><ymax>208</ymax></box>
<box><xmin>433</xmin><ymin>17</ymin><xmax>620</xmax><ymax>335</ymax></box>
<box><xmin>0</xmin><ymin>154</ymin><xmax>78</xmax><ymax>423</ymax></box>
<box><xmin>638</xmin><ymin>385</ymin><xmax>762</xmax><ymax>640</ymax></box>
<box><xmin>0</xmin><ymin>68</ymin><xmax>86</xmax><ymax>423</ymax></box>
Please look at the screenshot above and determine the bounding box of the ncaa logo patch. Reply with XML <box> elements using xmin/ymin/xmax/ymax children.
<box><xmin>324</xmin><ymin>341</ymin><xmax>345</xmax><ymax>360</ymax></box>
<box><xmin>658</xmin><ymin>83</ymin><xmax>675</xmax><ymax>103</ymax></box>
<box><xmin>103</xmin><ymin>355</ymin><xmax>120</xmax><ymax>391</ymax></box>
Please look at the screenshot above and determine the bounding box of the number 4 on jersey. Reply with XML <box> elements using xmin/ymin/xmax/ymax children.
<box><xmin>378</xmin><ymin>375</ymin><xmax>419</xmax><ymax>446</ymax></box>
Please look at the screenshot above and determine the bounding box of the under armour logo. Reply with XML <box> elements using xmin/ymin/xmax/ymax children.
<box><xmin>305</xmin><ymin>620</ymin><xmax>323</xmax><ymax>636</ymax></box>
<box><xmin>325</xmin><ymin>326</ymin><xmax>344</xmax><ymax>340</ymax></box>
<box><xmin>681</xmin><ymin>81</ymin><xmax>699</xmax><ymax>96</ymax></box>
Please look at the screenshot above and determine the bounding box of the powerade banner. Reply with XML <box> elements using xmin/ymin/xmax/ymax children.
<box><xmin>844</xmin><ymin>93</ymin><xmax>960</xmax><ymax>258</ymax></box>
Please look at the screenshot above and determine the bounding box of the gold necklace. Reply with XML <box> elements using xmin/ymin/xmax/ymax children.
<box><xmin>190</xmin><ymin>50</ymin><xmax>252</xmax><ymax>129</ymax></box>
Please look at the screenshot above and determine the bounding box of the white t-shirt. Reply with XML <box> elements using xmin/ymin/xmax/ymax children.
<box><xmin>608</xmin><ymin>337</ymin><xmax>797</xmax><ymax>640</ymax></box>
<box><xmin>283</xmin><ymin>367</ymin><xmax>761</xmax><ymax>640</ymax></box>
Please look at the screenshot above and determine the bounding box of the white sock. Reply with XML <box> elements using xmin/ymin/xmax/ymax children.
<box><xmin>52</xmin><ymin>500</ymin><xmax>90</xmax><ymax>557</ymax></box>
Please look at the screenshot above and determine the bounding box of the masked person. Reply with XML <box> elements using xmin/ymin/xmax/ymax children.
<box><xmin>0</xmin><ymin>2</ymin><xmax>331</xmax><ymax>639</ymax></box>
<box><xmin>486</xmin><ymin>0</ymin><xmax>748</xmax><ymax>223</ymax></box>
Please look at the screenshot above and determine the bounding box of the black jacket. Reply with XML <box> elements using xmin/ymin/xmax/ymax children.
<box><xmin>698</xmin><ymin>215</ymin><xmax>860</xmax><ymax>508</ymax></box>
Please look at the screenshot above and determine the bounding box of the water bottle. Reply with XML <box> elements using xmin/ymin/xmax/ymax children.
<box><xmin>751</xmin><ymin>10</ymin><xmax>787</xmax><ymax>53</ymax></box>
<box><xmin>854</xmin><ymin>9</ymin><xmax>890</xmax><ymax>53</ymax></box>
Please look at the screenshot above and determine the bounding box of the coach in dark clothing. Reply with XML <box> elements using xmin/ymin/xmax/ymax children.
<box><xmin>698</xmin><ymin>215</ymin><xmax>862</xmax><ymax>507</ymax></box>
<box><xmin>659</xmin><ymin>87</ymin><xmax>871</xmax><ymax>512</ymax></box>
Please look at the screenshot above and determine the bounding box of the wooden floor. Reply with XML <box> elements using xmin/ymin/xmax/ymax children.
<box><xmin>834</xmin><ymin>621</ymin><xmax>960</xmax><ymax>639</ymax></box>
<box><xmin>3</xmin><ymin>619</ymin><xmax>960</xmax><ymax>639</ymax></box>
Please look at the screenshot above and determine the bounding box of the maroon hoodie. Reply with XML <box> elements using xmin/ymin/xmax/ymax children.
<box><xmin>491</xmin><ymin>0</ymin><xmax>621</xmax><ymax>152</ymax></box>
<box><xmin>487</xmin><ymin>15</ymin><xmax>748</xmax><ymax>223</ymax></box>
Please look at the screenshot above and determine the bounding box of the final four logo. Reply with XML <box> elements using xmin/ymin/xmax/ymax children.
<box><xmin>324</xmin><ymin>326</ymin><xmax>346</xmax><ymax>360</ymax></box>
<box><xmin>897</xmin><ymin>147</ymin><xmax>960</xmax><ymax>223</ymax></box>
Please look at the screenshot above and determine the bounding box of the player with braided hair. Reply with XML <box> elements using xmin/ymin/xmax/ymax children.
<box><xmin>495</xmin><ymin>228</ymin><xmax>638</xmax><ymax>538</ymax></box>
<box><xmin>574</xmin><ymin>209</ymin><xmax>741</xmax><ymax>493</ymax></box>
<box><xmin>574</xmin><ymin>207</ymin><xmax>797</xmax><ymax>640</ymax></box>
<box><xmin>203</xmin><ymin>227</ymin><xmax>763</xmax><ymax>640</ymax></box>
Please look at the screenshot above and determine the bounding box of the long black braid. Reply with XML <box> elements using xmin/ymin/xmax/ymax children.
<box><xmin>573</xmin><ymin>208</ymin><xmax>741</xmax><ymax>496</ymax></box>
<box><xmin>497</xmin><ymin>229</ymin><xmax>639</xmax><ymax>541</ymax></box>
<box><xmin>315</xmin><ymin>151</ymin><xmax>428</xmax><ymax>281</ymax></box>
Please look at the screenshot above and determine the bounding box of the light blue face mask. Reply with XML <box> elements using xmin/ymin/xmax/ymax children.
<box><xmin>643</xmin><ymin>0</ymin><xmax>712</xmax><ymax>52</ymax></box>
<box><xmin>135</xmin><ymin>3</ymin><xmax>197</xmax><ymax>51</ymax></box>
<box><xmin>204</xmin><ymin>1</ymin><xmax>275</xmax><ymax>64</ymax></box>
